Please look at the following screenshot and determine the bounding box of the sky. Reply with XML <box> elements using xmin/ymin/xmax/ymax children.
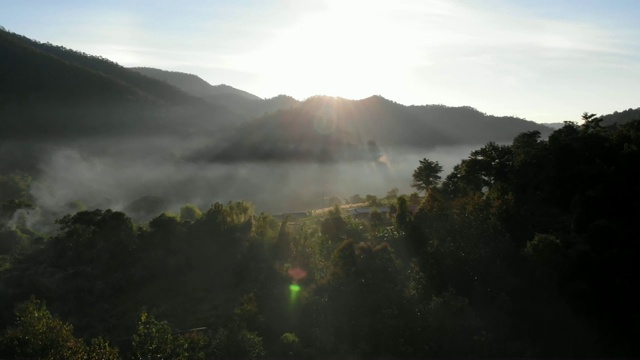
<box><xmin>2</xmin><ymin>0</ymin><xmax>639</xmax><ymax>123</ymax></box>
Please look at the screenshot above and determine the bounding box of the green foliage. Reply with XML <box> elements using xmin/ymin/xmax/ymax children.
<box><xmin>0</xmin><ymin>298</ymin><xmax>119</xmax><ymax>360</ymax></box>
<box><xmin>51</xmin><ymin>209</ymin><xmax>137</xmax><ymax>270</ymax></box>
<box><xmin>422</xmin><ymin>291</ymin><xmax>484</xmax><ymax>356</ymax></box>
<box><xmin>368</xmin><ymin>209</ymin><xmax>384</xmax><ymax>230</ymax></box>
<box><xmin>320</xmin><ymin>205</ymin><xmax>347</xmax><ymax>242</ymax></box>
<box><xmin>408</xmin><ymin>192</ymin><xmax>421</xmax><ymax>206</ymax></box>
<box><xmin>301</xmin><ymin>240</ymin><xmax>412</xmax><ymax>357</ymax></box>
<box><xmin>280</xmin><ymin>332</ymin><xmax>299</xmax><ymax>344</ymax></box>
<box><xmin>132</xmin><ymin>311</ymin><xmax>207</xmax><ymax>360</ymax></box>
<box><xmin>254</xmin><ymin>213</ymin><xmax>279</xmax><ymax>241</ymax></box>
<box><xmin>385</xmin><ymin>187</ymin><xmax>399</xmax><ymax>201</ymax></box>
<box><xmin>131</xmin><ymin>311</ymin><xmax>174</xmax><ymax>359</ymax></box>
<box><xmin>212</xmin><ymin>327</ymin><xmax>265</xmax><ymax>359</ymax></box>
<box><xmin>0</xmin><ymin>173</ymin><xmax>32</xmax><ymax>205</ymax></box>
<box><xmin>1</xmin><ymin>297</ymin><xmax>84</xmax><ymax>359</ymax></box>
<box><xmin>411</xmin><ymin>158</ymin><xmax>443</xmax><ymax>192</ymax></box>
<box><xmin>328</xmin><ymin>239</ymin><xmax>357</xmax><ymax>279</ymax></box>
<box><xmin>1</xmin><ymin>117</ymin><xmax>639</xmax><ymax>358</ymax></box>
<box><xmin>277</xmin><ymin>332</ymin><xmax>302</xmax><ymax>358</ymax></box>
<box><xmin>1</xmin><ymin>199</ymin><xmax>34</xmax><ymax>223</ymax></box>
<box><xmin>179</xmin><ymin>204</ymin><xmax>202</xmax><ymax>222</ymax></box>
<box><xmin>348</xmin><ymin>194</ymin><xmax>365</xmax><ymax>204</ymax></box>
<box><xmin>395</xmin><ymin>196</ymin><xmax>412</xmax><ymax>231</ymax></box>
<box><xmin>86</xmin><ymin>338</ymin><xmax>120</xmax><ymax>360</ymax></box>
<box><xmin>442</xmin><ymin>142</ymin><xmax>512</xmax><ymax>196</ymax></box>
<box><xmin>524</xmin><ymin>234</ymin><xmax>562</xmax><ymax>264</ymax></box>
<box><xmin>364</xmin><ymin>194</ymin><xmax>377</xmax><ymax>205</ymax></box>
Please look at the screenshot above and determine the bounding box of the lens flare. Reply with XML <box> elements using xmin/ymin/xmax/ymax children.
<box><xmin>289</xmin><ymin>283</ymin><xmax>301</xmax><ymax>294</ymax></box>
<box><xmin>289</xmin><ymin>283</ymin><xmax>301</xmax><ymax>308</ymax></box>
<box><xmin>288</xmin><ymin>267</ymin><xmax>308</xmax><ymax>281</ymax></box>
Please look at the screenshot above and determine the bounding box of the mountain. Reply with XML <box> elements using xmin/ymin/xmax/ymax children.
<box><xmin>193</xmin><ymin>95</ymin><xmax>554</xmax><ymax>163</ymax></box>
<box><xmin>130</xmin><ymin>67</ymin><xmax>260</xmax><ymax>101</ymax></box>
<box><xmin>0</xmin><ymin>28</ymin><xmax>234</xmax><ymax>141</ymax></box>
<box><xmin>600</xmin><ymin>108</ymin><xmax>640</xmax><ymax>126</ymax></box>
<box><xmin>3</xmin><ymin>27</ymin><xmax>623</xmax><ymax>169</ymax></box>
<box><xmin>130</xmin><ymin>67</ymin><xmax>300</xmax><ymax>119</ymax></box>
<box><xmin>544</xmin><ymin>122</ymin><xmax>565</xmax><ymax>130</ymax></box>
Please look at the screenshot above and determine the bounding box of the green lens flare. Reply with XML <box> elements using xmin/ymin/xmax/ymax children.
<box><xmin>289</xmin><ymin>284</ymin><xmax>301</xmax><ymax>307</ymax></box>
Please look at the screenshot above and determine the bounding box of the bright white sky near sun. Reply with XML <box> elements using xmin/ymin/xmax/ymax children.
<box><xmin>2</xmin><ymin>0</ymin><xmax>640</xmax><ymax>123</ymax></box>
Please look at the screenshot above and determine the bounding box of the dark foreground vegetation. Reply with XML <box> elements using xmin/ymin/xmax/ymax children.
<box><xmin>0</xmin><ymin>115</ymin><xmax>638</xmax><ymax>358</ymax></box>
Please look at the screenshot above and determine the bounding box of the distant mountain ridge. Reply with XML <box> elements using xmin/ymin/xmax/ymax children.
<box><xmin>0</xmin><ymin>28</ymin><xmax>235</xmax><ymax>141</ymax></box>
<box><xmin>601</xmin><ymin>108</ymin><xmax>640</xmax><ymax>126</ymax></box>
<box><xmin>129</xmin><ymin>67</ymin><xmax>552</xmax><ymax>160</ymax></box>
<box><xmin>130</xmin><ymin>67</ymin><xmax>260</xmax><ymax>100</ymax></box>
<box><xmin>1</xmin><ymin>27</ymin><xmax>634</xmax><ymax>170</ymax></box>
<box><xmin>193</xmin><ymin>95</ymin><xmax>554</xmax><ymax>163</ymax></box>
<box><xmin>130</xmin><ymin>67</ymin><xmax>300</xmax><ymax>119</ymax></box>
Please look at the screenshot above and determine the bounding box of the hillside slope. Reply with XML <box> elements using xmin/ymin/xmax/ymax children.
<box><xmin>131</xmin><ymin>67</ymin><xmax>300</xmax><ymax>119</ymax></box>
<box><xmin>0</xmin><ymin>29</ymin><xmax>233</xmax><ymax>140</ymax></box>
<box><xmin>195</xmin><ymin>95</ymin><xmax>553</xmax><ymax>162</ymax></box>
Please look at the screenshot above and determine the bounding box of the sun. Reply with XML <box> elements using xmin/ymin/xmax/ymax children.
<box><xmin>250</xmin><ymin>0</ymin><xmax>422</xmax><ymax>100</ymax></box>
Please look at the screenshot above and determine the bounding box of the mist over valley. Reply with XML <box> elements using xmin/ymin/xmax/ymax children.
<box><xmin>1</xmin><ymin>28</ymin><xmax>553</xmax><ymax>225</ymax></box>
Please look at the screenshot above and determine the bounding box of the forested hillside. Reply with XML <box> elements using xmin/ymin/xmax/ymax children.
<box><xmin>132</xmin><ymin>67</ymin><xmax>301</xmax><ymax>120</ymax></box>
<box><xmin>131</xmin><ymin>67</ymin><xmax>262</xmax><ymax>102</ymax></box>
<box><xmin>0</xmin><ymin>28</ymin><xmax>235</xmax><ymax>142</ymax></box>
<box><xmin>198</xmin><ymin>95</ymin><xmax>553</xmax><ymax>162</ymax></box>
<box><xmin>0</xmin><ymin>116</ymin><xmax>638</xmax><ymax>358</ymax></box>
<box><xmin>1</xmin><ymin>28</ymin><xmax>551</xmax><ymax>180</ymax></box>
<box><xmin>0</xmin><ymin>28</ymin><xmax>243</xmax><ymax>176</ymax></box>
<box><xmin>600</xmin><ymin>107</ymin><xmax>640</xmax><ymax>126</ymax></box>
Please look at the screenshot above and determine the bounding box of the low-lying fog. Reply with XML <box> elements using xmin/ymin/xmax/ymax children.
<box><xmin>24</xmin><ymin>137</ymin><xmax>481</xmax><ymax>231</ymax></box>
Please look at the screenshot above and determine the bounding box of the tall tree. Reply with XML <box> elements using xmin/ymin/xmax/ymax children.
<box><xmin>411</xmin><ymin>158</ymin><xmax>443</xmax><ymax>192</ymax></box>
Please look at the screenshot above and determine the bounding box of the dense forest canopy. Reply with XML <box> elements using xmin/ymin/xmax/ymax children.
<box><xmin>1</xmin><ymin>115</ymin><xmax>639</xmax><ymax>358</ymax></box>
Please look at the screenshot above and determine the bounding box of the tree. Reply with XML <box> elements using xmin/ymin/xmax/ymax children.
<box><xmin>581</xmin><ymin>112</ymin><xmax>604</xmax><ymax>133</ymax></box>
<box><xmin>411</xmin><ymin>158</ymin><xmax>443</xmax><ymax>192</ymax></box>
<box><xmin>0</xmin><ymin>298</ymin><xmax>119</xmax><ymax>360</ymax></box>
<box><xmin>180</xmin><ymin>204</ymin><xmax>203</xmax><ymax>222</ymax></box>
<box><xmin>386</xmin><ymin>187</ymin><xmax>399</xmax><ymax>201</ymax></box>
<box><xmin>0</xmin><ymin>173</ymin><xmax>32</xmax><ymax>206</ymax></box>
<box><xmin>320</xmin><ymin>205</ymin><xmax>347</xmax><ymax>242</ymax></box>
<box><xmin>349</xmin><ymin>194</ymin><xmax>365</xmax><ymax>204</ymax></box>
<box><xmin>327</xmin><ymin>196</ymin><xmax>342</xmax><ymax>207</ymax></box>
<box><xmin>86</xmin><ymin>338</ymin><xmax>120</xmax><ymax>360</ymax></box>
<box><xmin>369</xmin><ymin>209</ymin><xmax>385</xmax><ymax>232</ymax></box>
<box><xmin>132</xmin><ymin>311</ymin><xmax>207</xmax><ymax>360</ymax></box>
<box><xmin>395</xmin><ymin>196</ymin><xmax>412</xmax><ymax>231</ymax></box>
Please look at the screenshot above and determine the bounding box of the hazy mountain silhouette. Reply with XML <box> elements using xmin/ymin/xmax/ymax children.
<box><xmin>2</xmin><ymin>27</ymin><xmax>628</xmax><ymax>169</ymax></box>
<box><xmin>194</xmin><ymin>95</ymin><xmax>554</xmax><ymax>162</ymax></box>
<box><xmin>0</xmin><ymin>28</ymin><xmax>235</xmax><ymax>141</ymax></box>
<box><xmin>130</xmin><ymin>67</ymin><xmax>260</xmax><ymax>100</ymax></box>
<box><xmin>131</xmin><ymin>67</ymin><xmax>300</xmax><ymax>119</ymax></box>
<box><xmin>600</xmin><ymin>107</ymin><xmax>640</xmax><ymax>126</ymax></box>
<box><xmin>544</xmin><ymin>122</ymin><xmax>565</xmax><ymax>130</ymax></box>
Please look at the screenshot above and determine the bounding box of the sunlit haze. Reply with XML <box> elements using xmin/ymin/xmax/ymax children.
<box><xmin>3</xmin><ymin>0</ymin><xmax>639</xmax><ymax>122</ymax></box>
